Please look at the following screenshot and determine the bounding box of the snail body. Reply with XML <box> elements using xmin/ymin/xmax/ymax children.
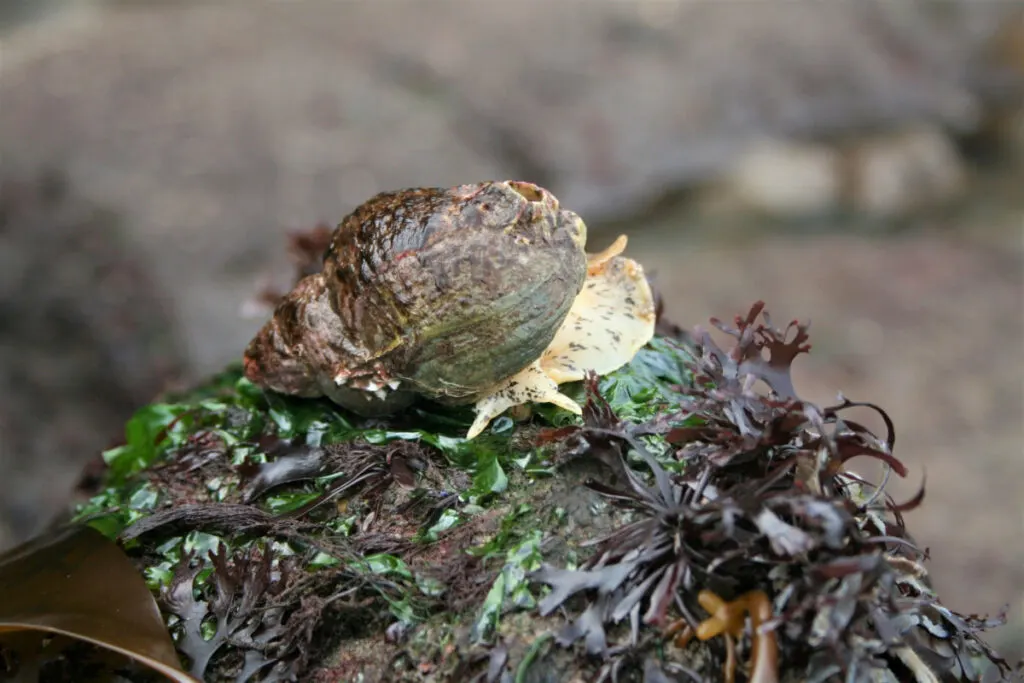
<box><xmin>244</xmin><ymin>180</ymin><xmax>655</xmax><ymax>438</ymax></box>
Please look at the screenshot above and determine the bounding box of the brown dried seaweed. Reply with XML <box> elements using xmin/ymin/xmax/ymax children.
<box><xmin>0</xmin><ymin>526</ymin><xmax>199</xmax><ymax>682</ymax></box>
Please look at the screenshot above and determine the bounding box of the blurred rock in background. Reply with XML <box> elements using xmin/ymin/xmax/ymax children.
<box><xmin>0</xmin><ymin>171</ymin><xmax>183</xmax><ymax>547</ymax></box>
<box><xmin>0</xmin><ymin>0</ymin><xmax>1021</xmax><ymax>658</ymax></box>
<box><xmin>2</xmin><ymin>1</ymin><xmax>1021</xmax><ymax>377</ymax></box>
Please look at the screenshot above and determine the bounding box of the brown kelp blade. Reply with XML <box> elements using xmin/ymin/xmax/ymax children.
<box><xmin>0</xmin><ymin>524</ymin><xmax>199</xmax><ymax>683</ymax></box>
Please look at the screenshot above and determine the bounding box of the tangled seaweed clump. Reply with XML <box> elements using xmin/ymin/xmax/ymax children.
<box><xmin>1</xmin><ymin>300</ymin><xmax>1019</xmax><ymax>682</ymax></box>
<box><xmin>531</xmin><ymin>303</ymin><xmax>1016</xmax><ymax>682</ymax></box>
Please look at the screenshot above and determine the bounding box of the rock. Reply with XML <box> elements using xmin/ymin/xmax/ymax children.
<box><xmin>697</xmin><ymin>125</ymin><xmax>969</xmax><ymax>220</ymax></box>
<box><xmin>0</xmin><ymin>171</ymin><xmax>183</xmax><ymax>549</ymax></box>
<box><xmin>356</xmin><ymin>1</ymin><xmax>1012</xmax><ymax>220</ymax></box>
<box><xmin>708</xmin><ymin>138</ymin><xmax>843</xmax><ymax>217</ymax></box>
<box><xmin>970</xmin><ymin>13</ymin><xmax>1024</xmax><ymax>156</ymax></box>
<box><xmin>0</xmin><ymin>1</ymin><xmax>1018</xmax><ymax>379</ymax></box>
<box><xmin>844</xmin><ymin>124</ymin><xmax>968</xmax><ymax>217</ymax></box>
<box><xmin>1007</xmin><ymin>108</ymin><xmax>1024</xmax><ymax>151</ymax></box>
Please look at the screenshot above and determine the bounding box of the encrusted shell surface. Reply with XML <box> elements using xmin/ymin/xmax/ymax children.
<box><xmin>243</xmin><ymin>181</ymin><xmax>589</xmax><ymax>416</ymax></box>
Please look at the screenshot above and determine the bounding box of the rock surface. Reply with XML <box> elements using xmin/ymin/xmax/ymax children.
<box><xmin>0</xmin><ymin>172</ymin><xmax>182</xmax><ymax>545</ymax></box>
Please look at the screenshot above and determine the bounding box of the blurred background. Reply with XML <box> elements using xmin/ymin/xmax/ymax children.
<box><xmin>1</xmin><ymin>0</ymin><xmax>1021</xmax><ymax>660</ymax></box>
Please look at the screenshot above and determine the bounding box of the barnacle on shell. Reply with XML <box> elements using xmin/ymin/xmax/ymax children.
<box><xmin>243</xmin><ymin>180</ymin><xmax>655</xmax><ymax>438</ymax></box>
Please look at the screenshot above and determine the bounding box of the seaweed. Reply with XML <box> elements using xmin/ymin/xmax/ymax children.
<box><xmin>3</xmin><ymin>300</ymin><xmax>1015</xmax><ymax>682</ymax></box>
<box><xmin>531</xmin><ymin>303</ymin><xmax>1014</xmax><ymax>683</ymax></box>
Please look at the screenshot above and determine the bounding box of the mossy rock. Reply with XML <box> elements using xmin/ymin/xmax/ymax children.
<box><xmin>35</xmin><ymin>312</ymin><xmax>1020</xmax><ymax>682</ymax></box>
